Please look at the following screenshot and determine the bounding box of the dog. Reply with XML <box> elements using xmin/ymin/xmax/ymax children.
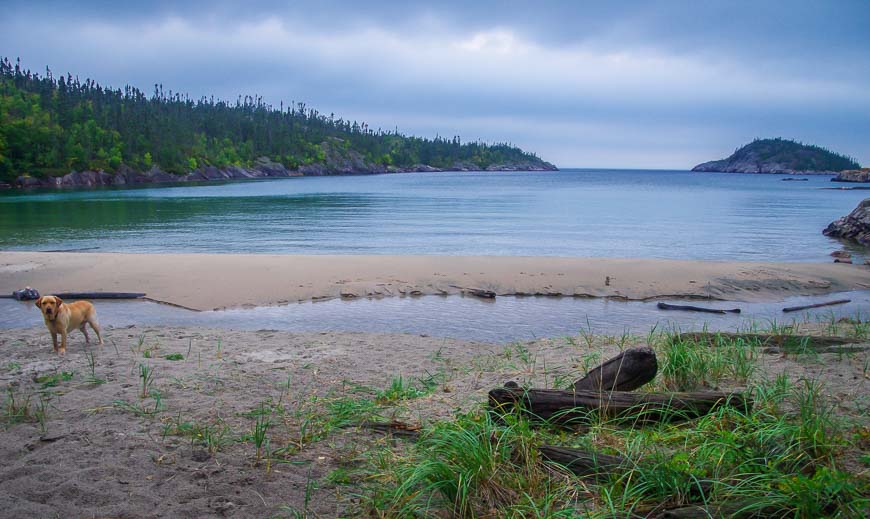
<box><xmin>35</xmin><ymin>295</ymin><xmax>103</xmax><ymax>355</ymax></box>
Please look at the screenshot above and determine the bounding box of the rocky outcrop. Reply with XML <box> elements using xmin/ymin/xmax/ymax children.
<box><xmin>831</xmin><ymin>169</ymin><xmax>870</xmax><ymax>183</ymax></box>
<box><xmin>8</xmin><ymin>146</ymin><xmax>557</xmax><ymax>189</ymax></box>
<box><xmin>692</xmin><ymin>138</ymin><xmax>859</xmax><ymax>174</ymax></box>
<box><xmin>823</xmin><ymin>199</ymin><xmax>870</xmax><ymax>246</ymax></box>
<box><xmin>13</xmin><ymin>160</ymin><xmax>303</xmax><ymax>189</ymax></box>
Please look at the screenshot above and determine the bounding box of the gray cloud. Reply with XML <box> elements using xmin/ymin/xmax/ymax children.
<box><xmin>2</xmin><ymin>1</ymin><xmax>868</xmax><ymax>167</ymax></box>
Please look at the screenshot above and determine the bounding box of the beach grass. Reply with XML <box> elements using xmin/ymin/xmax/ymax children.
<box><xmin>346</xmin><ymin>324</ymin><xmax>869</xmax><ymax>517</ymax></box>
<box><xmin>1</xmin><ymin>318</ymin><xmax>867</xmax><ymax>517</ymax></box>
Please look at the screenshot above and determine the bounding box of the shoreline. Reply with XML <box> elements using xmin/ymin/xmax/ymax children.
<box><xmin>2</xmin><ymin>252</ymin><xmax>870</xmax><ymax>311</ymax></box>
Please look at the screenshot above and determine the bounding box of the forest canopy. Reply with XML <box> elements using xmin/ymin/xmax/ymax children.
<box><xmin>0</xmin><ymin>57</ymin><xmax>551</xmax><ymax>182</ymax></box>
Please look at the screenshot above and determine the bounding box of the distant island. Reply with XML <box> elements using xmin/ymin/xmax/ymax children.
<box><xmin>691</xmin><ymin>138</ymin><xmax>860</xmax><ymax>174</ymax></box>
<box><xmin>0</xmin><ymin>58</ymin><xmax>555</xmax><ymax>189</ymax></box>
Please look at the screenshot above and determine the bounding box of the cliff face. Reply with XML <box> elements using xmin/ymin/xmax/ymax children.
<box><xmin>692</xmin><ymin>138</ymin><xmax>859</xmax><ymax>174</ymax></box>
<box><xmin>10</xmin><ymin>141</ymin><xmax>558</xmax><ymax>189</ymax></box>
<box><xmin>823</xmin><ymin>198</ymin><xmax>870</xmax><ymax>246</ymax></box>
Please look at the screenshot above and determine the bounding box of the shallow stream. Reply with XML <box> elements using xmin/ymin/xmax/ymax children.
<box><xmin>3</xmin><ymin>291</ymin><xmax>868</xmax><ymax>343</ymax></box>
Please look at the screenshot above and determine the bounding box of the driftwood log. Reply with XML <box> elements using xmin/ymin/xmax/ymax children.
<box><xmin>54</xmin><ymin>292</ymin><xmax>146</xmax><ymax>300</ymax></box>
<box><xmin>541</xmin><ymin>446</ymin><xmax>715</xmax><ymax>499</ymax></box>
<box><xmin>653</xmin><ymin>501</ymin><xmax>788</xmax><ymax>518</ymax></box>
<box><xmin>675</xmin><ymin>332</ymin><xmax>866</xmax><ymax>354</ymax></box>
<box><xmin>657</xmin><ymin>302</ymin><xmax>740</xmax><ymax>314</ymax></box>
<box><xmin>782</xmin><ymin>299</ymin><xmax>850</xmax><ymax>313</ymax></box>
<box><xmin>538</xmin><ymin>445</ymin><xmax>629</xmax><ymax>480</ymax></box>
<box><xmin>488</xmin><ymin>387</ymin><xmax>751</xmax><ymax>424</ymax></box>
<box><xmin>449</xmin><ymin>285</ymin><xmax>496</xmax><ymax>299</ymax></box>
<box><xmin>572</xmin><ymin>347</ymin><xmax>657</xmax><ymax>392</ymax></box>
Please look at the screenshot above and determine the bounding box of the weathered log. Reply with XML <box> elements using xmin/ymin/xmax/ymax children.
<box><xmin>54</xmin><ymin>292</ymin><xmax>146</xmax><ymax>300</ymax></box>
<box><xmin>469</xmin><ymin>288</ymin><xmax>496</xmax><ymax>299</ymax></box>
<box><xmin>540</xmin><ymin>446</ymin><xmax>716</xmax><ymax>499</ymax></box>
<box><xmin>488</xmin><ymin>387</ymin><xmax>751</xmax><ymax>425</ymax></box>
<box><xmin>657</xmin><ymin>302</ymin><xmax>740</xmax><ymax>314</ymax></box>
<box><xmin>450</xmin><ymin>285</ymin><xmax>496</xmax><ymax>299</ymax></box>
<box><xmin>782</xmin><ymin>299</ymin><xmax>850</xmax><ymax>313</ymax></box>
<box><xmin>653</xmin><ymin>501</ymin><xmax>788</xmax><ymax>518</ymax></box>
<box><xmin>572</xmin><ymin>347</ymin><xmax>657</xmax><ymax>392</ymax></box>
<box><xmin>539</xmin><ymin>445</ymin><xmax>629</xmax><ymax>480</ymax></box>
<box><xmin>675</xmin><ymin>332</ymin><xmax>864</xmax><ymax>353</ymax></box>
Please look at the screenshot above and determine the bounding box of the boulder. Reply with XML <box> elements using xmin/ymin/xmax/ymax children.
<box><xmin>823</xmin><ymin>199</ymin><xmax>870</xmax><ymax>246</ymax></box>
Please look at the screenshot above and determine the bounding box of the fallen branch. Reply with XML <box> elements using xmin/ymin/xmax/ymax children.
<box><xmin>572</xmin><ymin>347</ymin><xmax>657</xmax><ymax>392</ymax></box>
<box><xmin>657</xmin><ymin>302</ymin><xmax>740</xmax><ymax>314</ymax></box>
<box><xmin>488</xmin><ymin>387</ymin><xmax>751</xmax><ymax>425</ymax></box>
<box><xmin>782</xmin><ymin>299</ymin><xmax>850</xmax><ymax>313</ymax></box>
<box><xmin>55</xmin><ymin>292</ymin><xmax>146</xmax><ymax>300</ymax></box>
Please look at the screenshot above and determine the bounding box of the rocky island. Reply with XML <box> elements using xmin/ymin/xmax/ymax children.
<box><xmin>692</xmin><ymin>138</ymin><xmax>860</xmax><ymax>174</ymax></box>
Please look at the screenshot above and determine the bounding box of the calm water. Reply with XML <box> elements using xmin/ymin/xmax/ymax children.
<box><xmin>3</xmin><ymin>292</ymin><xmax>868</xmax><ymax>343</ymax></box>
<box><xmin>1</xmin><ymin>169</ymin><xmax>867</xmax><ymax>260</ymax></box>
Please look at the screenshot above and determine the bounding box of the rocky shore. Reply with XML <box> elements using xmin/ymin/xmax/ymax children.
<box><xmin>831</xmin><ymin>169</ymin><xmax>870</xmax><ymax>183</ymax></box>
<box><xmin>6</xmin><ymin>149</ymin><xmax>557</xmax><ymax>190</ymax></box>
<box><xmin>823</xmin><ymin>198</ymin><xmax>870</xmax><ymax>246</ymax></box>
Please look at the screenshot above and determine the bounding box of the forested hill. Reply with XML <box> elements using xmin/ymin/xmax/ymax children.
<box><xmin>0</xmin><ymin>58</ymin><xmax>556</xmax><ymax>186</ymax></box>
<box><xmin>691</xmin><ymin>138</ymin><xmax>859</xmax><ymax>174</ymax></box>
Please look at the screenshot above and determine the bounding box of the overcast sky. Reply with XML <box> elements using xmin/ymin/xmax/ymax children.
<box><xmin>3</xmin><ymin>1</ymin><xmax>868</xmax><ymax>168</ymax></box>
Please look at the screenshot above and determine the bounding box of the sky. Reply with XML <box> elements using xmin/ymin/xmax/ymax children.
<box><xmin>3</xmin><ymin>1</ymin><xmax>869</xmax><ymax>168</ymax></box>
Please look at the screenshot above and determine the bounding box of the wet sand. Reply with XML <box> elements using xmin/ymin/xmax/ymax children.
<box><xmin>2</xmin><ymin>252</ymin><xmax>869</xmax><ymax>310</ymax></box>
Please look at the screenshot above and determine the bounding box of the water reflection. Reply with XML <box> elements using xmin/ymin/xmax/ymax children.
<box><xmin>1</xmin><ymin>170</ymin><xmax>868</xmax><ymax>259</ymax></box>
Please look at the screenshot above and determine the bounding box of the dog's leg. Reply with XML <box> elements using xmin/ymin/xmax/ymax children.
<box><xmin>51</xmin><ymin>331</ymin><xmax>58</xmax><ymax>353</ymax></box>
<box><xmin>89</xmin><ymin>317</ymin><xmax>104</xmax><ymax>346</ymax></box>
<box><xmin>80</xmin><ymin>324</ymin><xmax>91</xmax><ymax>344</ymax></box>
<box><xmin>59</xmin><ymin>329</ymin><xmax>68</xmax><ymax>356</ymax></box>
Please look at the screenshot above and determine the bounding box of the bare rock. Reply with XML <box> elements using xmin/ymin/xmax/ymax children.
<box><xmin>824</xmin><ymin>199</ymin><xmax>870</xmax><ymax>246</ymax></box>
<box><xmin>832</xmin><ymin>169</ymin><xmax>870</xmax><ymax>183</ymax></box>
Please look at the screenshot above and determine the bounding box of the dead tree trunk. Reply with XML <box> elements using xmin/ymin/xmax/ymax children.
<box><xmin>538</xmin><ymin>445</ymin><xmax>628</xmax><ymax>480</ymax></box>
<box><xmin>657</xmin><ymin>302</ymin><xmax>740</xmax><ymax>314</ymax></box>
<box><xmin>572</xmin><ymin>347</ymin><xmax>657</xmax><ymax>392</ymax></box>
<box><xmin>489</xmin><ymin>387</ymin><xmax>750</xmax><ymax>425</ymax></box>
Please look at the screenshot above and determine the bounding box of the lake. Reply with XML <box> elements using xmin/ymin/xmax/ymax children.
<box><xmin>0</xmin><ymin>169</ymin><xmax>866</xmax><ymax>260</ymax></box>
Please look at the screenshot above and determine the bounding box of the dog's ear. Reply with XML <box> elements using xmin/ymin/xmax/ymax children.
<box><xmin>35</xmin><ymin>296</ymin><xmax>43</xmax><ymax>308</ymax></box>
<box><xmin>55</xmin><ymin>296</ymin><xmax>64</xmax><ymax>306</ymax></box>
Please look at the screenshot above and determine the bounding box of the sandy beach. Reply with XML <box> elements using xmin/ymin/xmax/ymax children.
<box><xmin>2</xmin><ymin>252</ymin><xmax>869</xmax><ymax>310</ymax></box>
<box><xmin>0</xmin><ymin>324</ymin><xmax>866</xmax><ymax>517</ymax></box>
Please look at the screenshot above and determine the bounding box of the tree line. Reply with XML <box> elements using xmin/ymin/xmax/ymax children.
<box><xmin>0</xmin><ymin>57</ymin><xmax>548</xmax><ymax>182</ymax></box>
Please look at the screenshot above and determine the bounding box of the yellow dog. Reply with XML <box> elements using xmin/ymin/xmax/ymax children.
<box><xmin>35</xmin><ymin>295</ymin><xmax>103</xmax><ymax>355</ymax></box>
